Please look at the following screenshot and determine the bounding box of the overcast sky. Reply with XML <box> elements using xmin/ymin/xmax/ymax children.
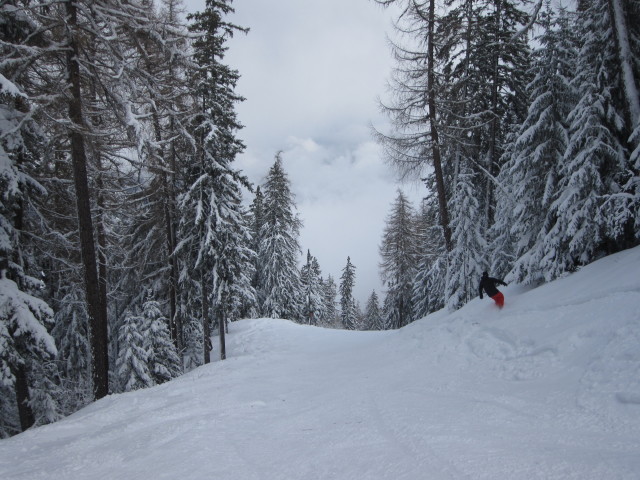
<box><xmin>183</xmin><ymin>0</ymin><xmax>423</xmax><ymax>304</ymax></box>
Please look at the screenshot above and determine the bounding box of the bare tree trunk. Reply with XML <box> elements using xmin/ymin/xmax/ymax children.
<box><xmin>94</xmin><ymin>134</ymin><xmax>108</xmax><ymax>351</ymax></box>
<box><xmin>219</xmin><ymin>310</ymin><xmax>226</xmax><ymax>360</ymax></box>
<box><xmin>65</xmin><ymin>0</ymin><xmax>109</xmax><ymax>400</ymax></box>
<box><xmin>426</xmin><ymin>0</ymin><xmax>452</xmax><ymax>251</ymax></box>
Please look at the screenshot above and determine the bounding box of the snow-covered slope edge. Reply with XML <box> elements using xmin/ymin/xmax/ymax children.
<box><xmin>1</xmin><ymin>247</ymin><xmax>639</xmax><ymax>480</ymax></box>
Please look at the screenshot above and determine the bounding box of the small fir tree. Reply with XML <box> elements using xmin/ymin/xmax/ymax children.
<box><xmin>322</xmin><ymin>275</ymin><xmax>339</xmax><ymax>328</ymax></box>
<box><xmin>300</xmin><ymin>250</ymin><xmax>325</xmax><ymax>325</ymax></box>
<box><xmin>364</xmin><ymin>291</ymin><xmax>383</xmax><ymax>330</ymax></box>
<box><xmin>141</xmin><ymin>296</ymin><xmax>181</xmax><ymax>385</ymax></box>
<box><xmin>116</xmin><ymin>312</ymin><xmax>153</xmax><ymax>392</ymax></box>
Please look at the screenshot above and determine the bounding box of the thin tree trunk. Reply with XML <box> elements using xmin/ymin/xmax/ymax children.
<box><xmin>218</xmin><ymin>277</ymin><xmax>227</xmax><ymax>360</ymax></box>
<box><xmin>487</xmin><ymin>0</ymin><xmax>502</xmax><ymax>228</ymax></box>
<box><xmin>426</xmin><ymin>0</ymin><xmax>452</xmax><ymax>251</ymax></box>
<box><xmin>168</xmin><ymin>117</ymin><xmax>182</xmax><ymax>352</ymax></box>
<box><xmin>163</xmin><ymin>194</ymin><xmax>179</xmax><ymax>349</ymax></box>
<box><xmin>202</xmin><ymin>271</ymin><xmax>211</xmax><ymax>364</ymax></box>
<box><xmin>151</xmin><ymin>109</ymin><xmax>181</xmax><ymax>352</ymax></box>
<box><xmin>95</xmin><ymin>142</ymin><xmax>108</xmax><ymax>347</ymax></box>
<box><xmin>65</xmin><ymin>0</ymin><xmax>109</xmax><ymax>400</ymax></box>
<box><xmin>14</xmin><ymin>365</ymin><xmax>34</xmax><ymax>431</ymax></box>
<box><xmin>219</xmin><ymin>310</ymin><xmax>226</xmax><ymax>360</ymax></box>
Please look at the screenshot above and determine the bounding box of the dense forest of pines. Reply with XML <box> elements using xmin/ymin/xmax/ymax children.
<box><xmin>0</xmin><ymin>0</ymin><xmax>637</xmax><ymax>437</ymax></box>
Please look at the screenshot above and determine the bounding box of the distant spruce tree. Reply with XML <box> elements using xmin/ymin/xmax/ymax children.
<box><xmin>249</xmin><ymin>186</ymin><xmax>265</xmax><ymax>302</ymax></box>
<box><xmin>364</xmin><ymin>291</ymin><xmax>384</xmax><ymax>330</ymax></box>
<box><xmin>380</xmin><ymin>190</ymin><xmax>419</xmax><ymax>327</ymax></box>
<box><xmin>340</xmin><ymin>257</ymin><xmax>358</xmax><ymax>330</ymax></box>
<box><xmin>411</xmin><ymin>194</ymin><xmax>446</xmax><ymax>318</ymax></box>
<box><xmin>300</xmin><ymin>250</ymin><xmax>326</xmax><ymax>325</ymax></box>
<box><xmin>322</xmin><ymin>275</ymin><xmax>339</xmax><ymax>328</ymax></box>
<box><xmin>258</xmin><ymin>154</ymin><xmax>303</xmax><ymax>320</ymax></box>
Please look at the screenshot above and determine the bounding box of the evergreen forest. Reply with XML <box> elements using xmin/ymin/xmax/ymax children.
<box><xmin>0</xmin><ymin>0</ymin><xmax>638</xmax><ymax>437</ymax></box>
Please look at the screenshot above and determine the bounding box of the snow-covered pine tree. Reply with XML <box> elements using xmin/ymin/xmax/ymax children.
<box><xmin>141</xmin><ymin>296</ymin><xmax>181</xmax><ymax>385</ymax></box>
<box><xmin>225</xmin><ymin>237</ymin><xmax>259</xmax><ymax>321</ymax></box>
<box><xmin>497</xmin><ymin>7</ymin><xmax>579</xmax><ymax>284</ymax></box>
<box><xmin>258</xmin><ymin>153</ymin><xmax>303</xmax><ymax>321</ymax></box>
<box><xmin>339</xmin><ymin>257</ymin><xmax>358</xmax><ymax>330</ymax></box>
<box><xmin>179</xmin><ymin>0</ymin><xmax>255</xmax><ymax>362</ymax></box>
<box><xmin>310</xmin><ymin>256</ymin><xmax>327</xmax><ymax>325</ymax></box>
<box><xmin>432</xmin><ymin>0</ymin><xmax>531</xmax><ymax>301</ymax></box>
<box><xmin>363</xmin><ymin>291</ymin><xmax>384</xmax><ymax>330</ymax></box>
<box><xmin>249</xmin><ymin>186</ymin><xmax>265</xmax><ymax>306</ymax></box>
<box><xmin>14</xmin><ymin>0</ymin><xmax>182</xmax><ymax>401</ymax></box>
<box><xmin>538</xmin><ymin>0</ymin><xmax>638</xmax><ymax>280</ymax></box>
<box><xmin>445</xmin><ymin>168</ymin><xmax>487</xmax><ymax>310</ymax></box>
<box><xmin>591</xmin><ymin>0</ymin><xmax>639</xmax><ymax>251</ymax></box>
<box><xmin>116</xmin><ymin>312</ymin><xmax>153</xmax><ymax>392</ymax></box>
<box><xmin>116</xmin><ymin>0</ymin><xmax>196</xmax><ymax>353</ymax></box>
<box><xmin>472</xmin><ymin>0</ymin><xmax>531</xmax><ymax>231</ymax></box>
<box><xmin>376</xmin><ymin>0</ymin><xmax>531</xmax><ymax>314</ymax></box>
<box><xmin>411</xmin><ymin>194</ymin><xmax>447</xmax><ymax>318</ymax></box>
<box><xmin>51</xmin><ymin>288</ymin><xmax>91</xmax><ymax>415</ymax></box>
<box><xmin>322</xmin><ymin>275</ymin><xmax>339</xmax><ymax>328</ymax></box>
<box><xmin>182</xmin><ymin>312</ymin><xmax>204</xmax><ymax>372</ymax></box>
<box><xmin>379</xmin><ymin>190</ymin><xmax>419</xmax><ymax>327</ymax></box>
<box><xmin>0</xmin><ymin>274</ymin><xmax>58</xmax><ymax>432</ymax></box>
<box><xmin>300</xmin><ymin>250</ymin><xmax>325</xmax><ymax>325</ymax></box>
<box><xmin>0</xmin><ymin>49</ymin><xmax>59</xmax><ymax>432</ymax></box>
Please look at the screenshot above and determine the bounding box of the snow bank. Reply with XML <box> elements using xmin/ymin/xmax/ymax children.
<box><xmin>1</xmin><ymin>247</ymin><xmax>639</xmax><ymax>479</ymax></box>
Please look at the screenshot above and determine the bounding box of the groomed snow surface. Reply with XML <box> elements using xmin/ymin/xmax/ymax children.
<box><xmin>2</xmin><ymin>248</ymin><xmax>640</xmax><ymax>479</ymax></box>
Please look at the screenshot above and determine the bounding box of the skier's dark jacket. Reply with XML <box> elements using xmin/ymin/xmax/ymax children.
<box><xmin>478</xmin><ymin>273</ymin><xmax>507</xmax><ymax>299</ymax></box>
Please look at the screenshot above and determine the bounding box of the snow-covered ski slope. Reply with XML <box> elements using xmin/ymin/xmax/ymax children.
<box><xmin>2</xmin><ymin>247</ymin><xmax>640</xmax><ymax>480</ymax></box>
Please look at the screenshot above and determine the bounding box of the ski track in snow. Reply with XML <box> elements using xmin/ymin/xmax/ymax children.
<box><xmin>1</xmin><ymin>248</ymin><xmax>640</xmax><ymax>479</ymax></box>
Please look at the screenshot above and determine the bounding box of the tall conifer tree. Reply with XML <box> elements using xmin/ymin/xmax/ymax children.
<box><xmin>181</xmin><ymin>0</ymin><xmax>254</xmax><ymax>362</ymax></box>
<box><xmin>380</xmin><ymin>190</ymin><xmax>419</xmax><ymax>327</ymax></box>
<box><xmin>258</xmin><ymin>154</ymin><xmax>303</xmax><ymax>320</ymax></box>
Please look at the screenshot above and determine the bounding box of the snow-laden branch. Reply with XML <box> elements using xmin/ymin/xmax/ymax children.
<box><xmin>510</xmin><ymin>0</ymin><xmax>544</xmax><ymax>43</ymax></box>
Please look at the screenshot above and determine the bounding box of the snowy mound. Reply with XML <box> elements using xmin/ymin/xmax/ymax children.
<box><xmin>1</xmin><ymin>247</ymin><xmax>640</xmax><ymax>479</ymax></box>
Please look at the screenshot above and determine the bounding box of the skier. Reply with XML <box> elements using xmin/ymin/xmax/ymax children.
<box><xmin>479</xmin><ymin>271</ymin><xmax>507</xmax><ymax>308</ymax></box>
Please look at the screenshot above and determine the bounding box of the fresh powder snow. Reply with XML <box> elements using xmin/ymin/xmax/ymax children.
<box><xmin>1</xmin><ymin>247</ymin><xmax>639</xmax><ymax>479</ymax></box>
